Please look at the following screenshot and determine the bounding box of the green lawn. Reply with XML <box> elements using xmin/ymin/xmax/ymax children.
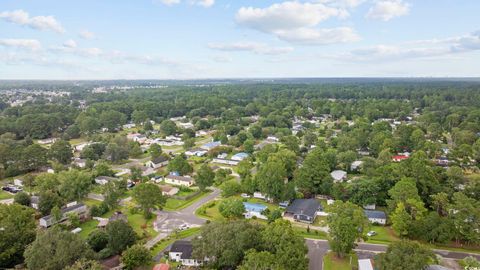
<box><xmin>294</xmin><ymin>227</ymin><xmax>328</xmax><ymax>240</ymax></box>
<box><xmin>78</xmin><ymin>219</ymin><xmax>99</xmax><ymax>238</ymax></box>
<box><xmin>323</xmin><ymin>252</ymin><xmax>358</xmax><ymax>270</ymax></box>
<box><xmin>164</xmin><ymin>190</ymin><xmax>211</xmax><ymax>211</ymax></box>
<box><xmin>126</xmin><ymin>211</ymin><xmax>156</xmax><ymax>238</ymax></box>
<box><xmin>366</xmin><ymin>225</ymin><xmax>399</xmax><ymax>244</ymax></box>
<box><xmin>83</xmin><ymin>198</ymin><xmax>102</xmax><ymax>207</ymax></box>
<box><xmin>0</xmin><ymin>190</ymin><xmax>14</xmax><ymax>200</ymax></box>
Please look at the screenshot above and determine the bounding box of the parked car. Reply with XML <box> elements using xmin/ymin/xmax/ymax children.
<box><xmin>179</xmin><ymin>223</ymin><xmax>189</xmax><ymax>230</ymax></box>
<box><xmin>367</xmin><ymin>231</ymin><xmax>377</xmax><ymax>237</ymax></box>
<box><xmin>241</xmin><ymin>193</ymin><xmax>250</xmax><ymax>198</ymax></box>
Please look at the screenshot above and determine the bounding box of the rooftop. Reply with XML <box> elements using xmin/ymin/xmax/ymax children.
<box><xmin>364</xmin><ymin>210</ymin><xmax>387</xmax><ymax>219</ymax></box>
<box><xmin>170</xmin><ymin>240</ymin><xmax>193</xmax><ymax>259</ymax></box>
<box><xmin>285</xmin><ymin>199</ymin><xmax>322</xmax><ymax>217</ymax></box>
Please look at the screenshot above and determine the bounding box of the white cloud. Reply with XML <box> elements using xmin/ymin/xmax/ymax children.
<box><xmin>366</xmin><ymin>0</ymin><xmax>410</xmax><ymax>21</ymax></box>
<box><xmin>316</xmin><ymin>0</ymin><xmax>366</xmax><ymax>8</ymax></box>
<box><xmin>275</xmin><ymin>27</ymin><xmax>360</xmax><ymax>45</ymax></box>
<box><xmin>212</xmin><ymin>55</ymin><xmax>233</xmax><ymax>63</ymax></box>
<box><xmin>63</xmin><ymin>39</ymin><xmax>77</xmax><ymax>48</ymax></box>
<box><xmin>235</xmin><ymin>1</ymin><xmax>358</xmax><ymax>45</ymax></box>
<box><xmin>154</xmin><ymin>0</ymin><xmax>181</xmax><ymax>6</ymax></box>
<box><xmin>337</xmin><ymin>30</ymin><xmax>480</xmax><ymax>61</ymax></box>
<box><xmin>191</xmin><ymin>0</ymin><xmax>214</xmax><ymax>7</ymax></box>
<box><xmin>0</xmin><ymin>39</ymin><xmax>42</xmax><ymax>51</ymax></box>
<box><xmin>208</xmin><ymin>42</ymin><xmax>294</xmax><ymax>55</ymax></box>
<box><xmin>79</xmin><ymin>30</ymin><xmax>95</xmax><ymax>40</ymax></box>
<box><xmin>0</xmin><ymin>9</ymin><xmax>65</xmax><ymax>33</ymax></box>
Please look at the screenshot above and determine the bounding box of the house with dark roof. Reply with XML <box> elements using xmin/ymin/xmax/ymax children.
<box><xmin>169</xmin><ymin>240</ymin><xmax>202</xmax><ymax>267</ymax></box>
<box><xmin>95</xmin><ymin>176</ymin><xmax>119</xmax><ymax>185</ymax></box>
<box><xmin>283</xmin><ymin>199</ymin><xmax>322</xmax><ymax>224</ymax></box>
<box><xmin>364</xmin><ymin>210</ymin><xmax>387</xmax><ymax>225</ymax></box>
<box><xmin>146</xmin><ymin>156</ymin><xmax>169</xmax><ymax>169</ymax></box>
<box><xmin>39</xmin><ymin>202</ymin><xmax>88</xmax><ymax>228</ymax></box>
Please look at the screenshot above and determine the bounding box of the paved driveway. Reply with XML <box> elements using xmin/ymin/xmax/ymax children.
<box><xmin>146</xmin><ymin>188</ymin><xmax>221</xmax><ymax>249</ymax></box>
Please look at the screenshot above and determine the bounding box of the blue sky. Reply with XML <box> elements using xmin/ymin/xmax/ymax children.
<box><xmin>0</xmin><ymin>0</ymin><xmax>479</xmax><ymax>79</ymax></box>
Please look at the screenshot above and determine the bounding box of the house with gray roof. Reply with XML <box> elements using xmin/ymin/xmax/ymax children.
<box><xmin>283</xmin><ymin>199</ymin><xmax>322</xmax><ymax>224</ymax></box>
<box><xmin>364</xmin><ymin>210</ymin><xmax>387</xmax><ymax>225</ymax></box>
<box><xmin>39</xmin><ymin>202</ymin><xmax>88</xmax><ymax>228</ymax></box>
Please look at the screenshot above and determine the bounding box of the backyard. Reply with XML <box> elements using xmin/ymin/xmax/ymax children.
<box><xmin>323</xmin><ymin>252</ymin><xmax>358</xmax><ymax>270</ymax></box>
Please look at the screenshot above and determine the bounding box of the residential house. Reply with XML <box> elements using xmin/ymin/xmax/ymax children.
<box><xmin>37</xmin><ymin>138</ymin><xmax>58</xmax><ymax>145</ymax></box>
<box><xmin>127</xmin><ymin>133</ymin><xmax>147</xmax><ymax>144</ymax></box>
<box><xmin>95</xmin><ymin>176</ymin><xmax>118</xmax><ymax>185</ymax></box>
<box><xmin>231</xmin><ymin>152</ymin><xmax>249</xmax><ymax>161</ymax></box>
<box><xmin>73</xmin><ymin>158</ymin><xmax>87</xmax><ymax>168</ymax></box>
<box><xmin>392</xmin><ymin>155</ymin><xmax>409</xmax><ymax>162</ymax></box>
<box><xmin>153</xmin><ymin>264</ymin><xmax>170</xmax><ymax>270</ymax></box>
<box><xmin>39</xmin><ymin>202</ymin><xmax>88</xmax><ymax>228</ymax></box>
<box><xmin>364</xmin><ymin>210</ymin><xmax>387</xmax><ymax>225</ymax></box>
<box><xmin>166</xmin><ymin>135</ymin><xmax>183</xmax><ymax>141</ymax></box>
<box><xmin>211</xmin><ymin>158</ymin><xmax>239</xmax><ymax>166</ymax></box>
<box><xmin>164</xmin><ymin>175</ymin><xmax>194</xmax><ymax>187</ymax></box>
<box><xmin>185</xmin><ymin>148</ymin><xmax>207</xmax><ymax>157</ymax></box>
<box><xmin>243</xmin><ymin>202</ymin><xmax>267</xmax><ymax>219</ymax></box>
<box><xmin>160</xmin><ymin>185</ymin><xmax>179</xmax><ymax>196</ymax></box>
<box><xmin>30</xmin><ymin>195</ymin><xmax>40</xmax><ymax>210</ymax></box>
<box><xmin>177</xmin><ymin>122</ymin><xmax>194</xmax><ymax>129</ymax></box>
<box><xmin>350</xmin><ymin>160</ymin><xmax>363</xmax><ymax>171</ymax></box>
<box><xmin>266</xmin><ymin>136</ymin><xmax>279</xmax><ymax>142</ymax></box>
<box><xmin>146</xmin><ymin>156</ymin><xmax>169</xmax><ymax>169</ymax></box>
<box><xmin>330</xmin><ymin>170</ymin><xmax>347</xmax><ymax>183</ymax></box>
<box><xmin>253</xmin><ymin>192</ymin><xmax>268</xmax><ymax>200</ymax></box>
<box><xmin>74</xmin><ymin>142</ymin><xmax>92</xmax><ymax>152</ymax></box>
<box><xmin>425</xmin><ymin>265</ymin><xmax>452</xmax><ymax>270</ymax></box>
<box><xmin>283</xmin><ymin>199</ymin><xmax>322</xmax><ymax>224</ymax></box>
<box><xmin>13</xmin><ymin>179</ymin><xmax>23</xmax><ymax>187</ymax></box>
<box><xmin>169</xmin><ymin>240</ymin><xmax>202</xmax><ymax>267</ymax></box>
<box><xmin>358</xmin><ymin>259</ymin><xmax>374</xmax><ymax>270</ymax></box>
<box><xmin>201</xmin><ymin>141</ymin><xmax>221</xmax><ymax>150</ymax></box>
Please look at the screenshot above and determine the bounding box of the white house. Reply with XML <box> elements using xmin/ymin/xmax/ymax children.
<box><xmin>358</xmin><ymin>259</ymin><xmax>374</xmax><ymax>270</ymax></box>
<box><xmin>13</xmin><ymin>179</ymin><xmax>23</xmax><ymax>187</ymax></box>
<box><xmin>169</xmin><ymin>240</ymin><xmax>202</xmax><ymax>267</ymax></box>
<box><xmin>201</xmin><ymin>141</ymin><xmax>221</xmax><ymax>150</ymax></box>
<box><xmin>330</xmin><ymin>170</ymin><xmax>347</xmax><ymax>183</ymax></box>
<box><xmin>364</xmin><ymin>210</ymin><xmax>387</xmax><ymax>225</ymax></box>
<box><xmin>160</xmin><ymin>185</ymin><xmax>179</xmax><ymax>196</ymax></box>
<box><xmin>164</xmin><ymin>175</ymin><xmax>194</xmax><ymax>187</ymax></box>
<box><xmin>211</xmin><ymin>158</ymin><xmax>239</xmax><ymax>166</ymax></box>
<box><xmin>30</xmin><ymin>195</ymin><xmax>40</xmax><ymax>210</ymax></box>
<box><xmin>73</xmin><ymin>158</ymin><xmax>87</xmax><ymax>168</ymax></box>
<box><xmin>350</xmin><ymin>160</ymin><xmax>363</xmax><ymax>171</ymax></box>
<box><xmin>185</xmin><ymin>148</ymin><xmax>207</xmax><ymax>157</ymax></box>
<box><xmin>95</xmin><ymin>176</ymin><xmax>119</xmax><ymax>185</ymax></box>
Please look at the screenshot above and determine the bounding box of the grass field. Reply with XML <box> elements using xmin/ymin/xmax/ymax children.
<box><xmin>366</xmin><ymin>225</ymin><xmax>399</xmax><ymax>244</ymax></box>
<box><xmin>323</xmin><ymin>252</ymin><xmax>358</xmax><ymax>270</ymax></box>
<box><xmin>0</xmin><ymin>190</ymin><xmax>14</xmax><ymax>200</ymax></box>
<box><xmin>164</xmin><ymin>190</ymin><xmax>211</xmax><ymax>211</ymax></box>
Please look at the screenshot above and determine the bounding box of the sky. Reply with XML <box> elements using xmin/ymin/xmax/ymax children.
<box><xmin>0</xmin><ymin>0</ymin><xmax>479</xmax><ymax>79</ymax></box>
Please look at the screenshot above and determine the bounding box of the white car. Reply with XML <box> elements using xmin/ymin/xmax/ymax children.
<box><xmin>367</xmin><ymin>231</ymin><xmax>377</xmax><ymax>237</ymax></box>
<box><xmin>240</xmin><ymin>193</ymin><xmax>250</xmax><ymax>198</ymax></box>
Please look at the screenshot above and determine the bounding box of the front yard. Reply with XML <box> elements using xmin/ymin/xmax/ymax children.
<box><xmin>323</xmin><ymin>252</ymin><xmax>358</xmax><ymax>270</ymax></box>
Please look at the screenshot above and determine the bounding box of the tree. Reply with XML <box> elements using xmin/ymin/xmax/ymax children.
<box><xmin>67</xmin><ymin>212</ymin><xmax>81</xmax><ymax>228</ymax></box>
<box><xmin>87</xmin><ymin>230</ymin><xmax>109</xmax><ymax>252</ymax></box>
<box><xmin>294</xmin><ymin>148</ymin><xmax>333</xmax><ymax>196</ymax></box>
<box><xmin>149</xmin><ymin>143</ymin><xmax>162</xmax><ymax>159</ymax></box>
<box><xmin>131</xmin><ymin>110</ymin><xmax>148</xmax><ymax>125</ymax></box>
<box><xmin>218</xmin><ymin>198</ymin><xmax>245</xmax><ymax>218</ymax></box>
<box><xmin>103</xmin><ymin>143</ymin><xmax>129</xmax><ymax>163</ymax></box>
<box><xmin>0</xmin><ymin>204</ymin><xmax>36</xmax><ymax>267</ymax></box>
<box><xmin>132</xmin><ymin>183</ymin><xmax>166</xmax><ymax>218</ymax></box>
<box><xmin>24</xmin><ymin>228</ymin><xmax>94</xmax><ymax>270</ymax></box>
<box><xmin>192</xmin><ymin>221</ymin><xmax>262</xmax><ymax>269</ymax></box>
<box><xmin>327</xmin><ymin>201</ymin><xmax>368</xmax><ymax>258</ymax></box>
<box><xmin>49</xmin><ymin>140</ymin><xmax>73</xmax><ymax>164</ymax></box>
<box><xmin>281</xmin><ymin>135</ymin><xmax>300</xmax><ymax>154</ymax></box>
<box><xmin>14</xmin><ymin>191</ymin><xmax>31</xmax><ymax>206</ymax></box>
<box><xmin>106</xmin><ymin>220</ymin><xmax>136</xmax><ymax>255</ymax></box>
<box><xmin>100</xmin><ymin>110</ymin><xmax>127</xmax><ymax>131</ymax></box>
<box><xmin>376</xmin><ymin>240</ymin><xmax>435</xmax><ymax>270</ymax></box>
<box><xmin>64</xmin><ymin>259</ymin><xmax>102</xmax><ymax>270</ymax></box>
<box><xmin>160</xmin><ymin>120</ymin><xmax>177</xmax><ymax>136</ymax></box>
<box><xmin>51</xmin><ymin>205</ymin><xmax>62</xmax><ymax>223</ymax></box>
<box><xmin>238</xmin><ymin>250</ymin><xmax>276</xmax><ymax>270</ymax></box>
<box><xmin>221</xmin><ymin>180</ymin><xmax>242</xmax><ymax>197</ymax></box>
<box><xmin>195</xmin><ymin>164</ymin><xmax>215</xmax><ymax>191</ymax></box>
<box><xmin>121</xmin><ymin>244</ymin><xmax>152</xmax><ymax>270</ymax></box>
<box><xmin>448</xmin><ymin>192</ymin><xmax>480</xmax><ymax>244</ymax></box>
<box><xmin>38</xmin><ymin>190</ymin><xmax>63</xmax><ymax>216</ymax></box>
<box><xmin>94</xmin><ymin>161</ymin><xmax>114</xmax><ymax>177</ymax></box>
<box><xmin>243</xmin><ymin>139</ymin><xmax>255</xmax><ymax>154</ymax></box>
<box><xmin>103</xmin><ymin>181</ymin><xmax>123</xmax><ymax>209</ymax></box>
<box><xmin>58</xmin><ymin>170</ymin><xmax>93</xmax><ymax>201</ymax></box>
<box><xmin>256</xmin><ymin>159</ymin><xmax>288</xmax><ymax>202</ymax></box>
<box><xmin>167</xmin><ymin>154</ymin><xmax>192</xmax><ymax>175</ymax></box>
<box><xmin>262</xmin><ymin>219</ymin><xmax>309</xmax><ymax>270</ymax></box>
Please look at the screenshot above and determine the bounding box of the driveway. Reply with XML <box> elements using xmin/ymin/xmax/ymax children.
<box><xmin>145</xmin><ymin>188</ymin><xmax>221</xmax><ymax>249</ymax></box>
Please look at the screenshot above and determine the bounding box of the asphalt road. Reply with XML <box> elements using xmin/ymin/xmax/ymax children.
<box><xmin>306</xmin><ymin>239</ymin><xmax>480</xmax><ymax>270</ymax></box>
